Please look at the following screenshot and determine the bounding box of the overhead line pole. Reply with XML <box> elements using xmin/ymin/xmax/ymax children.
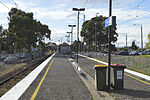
<box><xmin>141</xmin><ymin>25</ymin><xmax>143</xmax><ymax>55</ymax></box>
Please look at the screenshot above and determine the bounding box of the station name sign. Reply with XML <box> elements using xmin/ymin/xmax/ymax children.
<box><xmin>105</xmin><ymin>16</ymin><xmax>116</xmax><ymax>28</ymax></box>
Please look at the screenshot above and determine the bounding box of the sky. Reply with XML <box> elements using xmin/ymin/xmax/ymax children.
<box><xmin>0</xmin><ymin>0</ymin><xmax>150</xmax><ymax>48</ymax></box>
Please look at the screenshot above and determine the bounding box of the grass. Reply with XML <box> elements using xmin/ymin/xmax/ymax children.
<box><xmin>93</xmin><ymin>57</ymin><xmax>150</xmax><ymax>76</ymax></box>
<box><xmin>94</xmin><ymin>58</ymin><xmax>116</xmax><ymax>64</ymax></box>
<box><xmin>139</xmin><ymin>55</ymin><xmax>150</xmax><ymax>58</ymax></box>
<box><xmin>127</xmin><ymin>67</ymin><xmax>150</xmax><ymax>76</ymax></box>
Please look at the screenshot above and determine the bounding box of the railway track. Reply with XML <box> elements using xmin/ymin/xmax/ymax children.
<box><xmin>0</xmin><ymin>53</ymin><xmax>53</xmax><ymax>96</ymax></box>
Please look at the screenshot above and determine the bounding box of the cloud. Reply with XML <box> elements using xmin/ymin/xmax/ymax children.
<box><xmin>29</xmin><ymin>7</ymin><xmax>72</xmax><ymax>20</ymax></box>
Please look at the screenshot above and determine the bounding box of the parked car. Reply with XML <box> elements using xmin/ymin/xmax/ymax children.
<box><xmin>116</xmin><ymin>51</ymin><xmax>129</xmax><ymax>55</ymax></box>
<box><xmin>0</xmin><ymin>54</ymin><xmax>7</xmax><ymax>61</ymax></box>
<box><xmin>140</xmin><ymin>50</ymin><xmax>150</xmax><ymax>55</ymax></box>
<box><xmin>4</xmin><ymin>56</ymin><xmax>18</xmax><ymax>64</ymax></box>
<box><xmin>129</xmin><ymin>51</ymin><xmax>139</xmax><ymax>55</ymax></box>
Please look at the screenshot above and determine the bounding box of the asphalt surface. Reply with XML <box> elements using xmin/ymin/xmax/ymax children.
<box><xmin>73</xmin><ymin>54</ymin><xmax>150</xmax><ymax>100</ymax></box>
<box><xmin>19</xmin><ymin>53</ymin><xmax>92</xmax><ymax>100</ymax></box>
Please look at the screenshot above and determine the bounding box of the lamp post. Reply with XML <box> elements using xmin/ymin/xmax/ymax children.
<box><xmin>96</xmin><ymin>13</ymin><xmax>99</xmax><ymax>17</ymax></box>
<box><xmin>95</xmin><ymin>23</ymin><xmax>97</xmax><ymax>52</ymax></box>
<box><xmin>72</xmin><ymin>8</ymin><xmax>85</xmax><ymax>63</ymax></box>
<box><xmin>134</xmin><ymin>24</ymin><xmax>143</xmax><ymax>54</ymax></box>
<box><xmin>65</xmin><ymin>34</ymin><xmax>70</xmax><ymax>43</ymax></box>
<box><xmin>94</xmin><ymin>13</ymin><xmax>99</xmax><ymax>52</ymax></box>
<box><xmin>68</xmin><ymin>25</ymin><xmax>76</xmax><ymax>44</ymax></box>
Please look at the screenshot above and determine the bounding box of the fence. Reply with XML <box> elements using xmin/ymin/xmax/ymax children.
<box><xmin>80</xmin><ymin>52</ymin><xmax>150</xmax><ymax>75</ymax></box>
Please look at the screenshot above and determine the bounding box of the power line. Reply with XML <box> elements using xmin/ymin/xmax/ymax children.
<box><xmin>118</xmin><ymin>17</ymin><xmax>137</xmax><ymax>25</ymax></box>
<box><xmin>117</xmin><ymin>0</ymin><xmax>146</xmax><ymax>22</ymax></box>
<box><xmin>83</xmin><ymin>0</ymin><xmax>89</xmax><ymax>7</ymax></box>
<box><xmin>92</xmin><ymin>0</ymin><xmax>97</xmax><ymax>8</ymax></box>
<box><xmin>138</xmin><ymin>10</ymin><xmax>150</xmax><ymax>17</ymax></box>
<box><xmin>118</xmin><ymin>10</ymin><xmax>150</xmax><ymax>26</ymax></box>
<box><xmin>0</xmin><ymin>0</ymin><xmax>10</xmax><ymax>10</ymax></box>
<box><xmin>11</xmin><ymin>0</ymin><xmax>20</xmax><ymax>9</ymax></box>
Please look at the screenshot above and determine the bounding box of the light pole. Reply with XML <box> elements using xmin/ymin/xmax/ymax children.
<box><xmin>68</xmin><ymin>25</ymin><xmax>76</xmax><ymax>44</ymax></box>
<box><xmin>95</xmin><ymin>23</ymin><xmax>97</xmax><ymax>52</ymax></box>
<box><xmin>61</xmin><ymin>37</ymin><xmax>62</xmax><ymax>44</ymax></box>
<box><xmin>134</xmin><ymin>24</ymin><xmax>143</xmax><ymax>54</ymax></box>
<box><xmin>65</xmin><ymin>33</ymin><xmax>70</xmax><ymax>43</ymax></box>
<box><xmin>72</xmin><ymin>8</ymin><xmax>85</xmax><ymax>63</ymax></box>
<box><xmin>95</xmin><ymin>13</ymin><xmax>99</xmax><ymax>52</ymax></box>
<box><xmin>96</xmin><ymin>13</ymin><xmax>99</xmax><ymax>17</ymax></box>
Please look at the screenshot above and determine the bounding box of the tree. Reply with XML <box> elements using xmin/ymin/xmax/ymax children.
<box><xmin>131</xmin><ymin>40</ymin><xmax>138</xmax><ymax>50</ymax></box>
<box><xmin>8</xmin><ymin>8</ymin><xmax>51</xmax><ymax>53</ymax></box>
<box><xmin>145</xmin><ymin>33</ymin><xmax>150</xmax><ymax>49</ymax></box>
<box><xmin>81</xmin><ymin>15</ymin><xmax>118</xmax><ymax>52</ymax></box>
<box><xmin>0</xmin><ymin>26</ymin><xmax>9</xmax><ymax>53</ymax></box>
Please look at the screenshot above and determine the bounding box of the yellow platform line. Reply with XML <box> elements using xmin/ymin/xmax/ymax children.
<box><xmin>30</xmin><ymin>57</ymin><xmax>55</xmax><ymax>100</ymax></box>
<box><xmin>125</xmin><ymin>73</ymin><xmax>150</xmax><ymax>85</ymax></box>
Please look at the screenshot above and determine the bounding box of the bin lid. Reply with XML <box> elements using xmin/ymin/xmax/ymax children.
<box><xmin>94</xmin><ymin>64</ymin><xmax>108</xmax><ymax>69</ymax></box>
<box><xmin>111</xmin><ymin>64</ymin><xmax>126</xmax><ymax>68</ymax></box>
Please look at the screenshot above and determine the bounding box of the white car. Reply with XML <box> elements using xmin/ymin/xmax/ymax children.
<box><xmin>4</xmin><ymin>56</ymin><xmax>18</xmax><ymax>64</ymax></box>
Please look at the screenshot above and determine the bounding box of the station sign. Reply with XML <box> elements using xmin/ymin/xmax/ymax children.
<box><xmin>105</xmin><ymin>16</ymin><xmax>116</xmax><ymax>28</ymax></box>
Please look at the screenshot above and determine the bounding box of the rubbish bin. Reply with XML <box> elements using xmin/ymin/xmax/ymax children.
<box><xmin>111</xmin><ymin>64</ymin><xmax>126</xmax><ymax>90</ymax></box>
<box><xmin>94</xmin><ymin>65</ymin><xmax>108</xmax><ymax>91</ymax></box>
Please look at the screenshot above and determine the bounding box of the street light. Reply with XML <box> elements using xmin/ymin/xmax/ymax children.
<box><xmin>68</xmin><ymin>25</ymin><xmax>76</xmax><ymax>44</ymax></box>
<box><xmin>66</xmin><ymin>32</ymin><xmax>71</xmax><ymax>44</ymax></box>
<box><xmin>96</xmin><ymin>13</ymin><xmax>99</xmax><ymax>17</ymax></box>
<box><xmin>134</xmin><ymin>24</ymin><xmax>143</xmax><ymax>54</ymax></box>
<box><xmin>72</xmin><ymin>8</ymin><xmax>85</xmax><ymax>63</ymax></box>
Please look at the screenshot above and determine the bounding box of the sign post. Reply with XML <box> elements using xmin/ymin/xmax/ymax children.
<box><xmin>105</xmin><ymin>15</ymin><xmax>116</xmax><ymax>90</ymax></box>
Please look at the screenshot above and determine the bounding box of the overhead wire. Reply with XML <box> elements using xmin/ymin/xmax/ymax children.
<box><xmin>11</xmin><ymin>0</ymin><xmax>21</xmax><ymax>9</ymax></box>
<box><xmin>83</xmin><ymin>0</ymin><xmax>89</xmax><ymax>7</ymax></box>
<box><xmin>118</xmin><ymin>9</ymin><xmax>150</xmax><ymax>26</ymax></box>
<box><xmin>92</xmin><ymin>0</ymin><xmax>97</xmax><ymax>8</ymax></box>
<box><xmin>117</xmin><ymin>0</ymin><xmax>146</xmax><ymax>23</ymax></box>
<box><xmin>0</xmin><ymin>0</ymin><xmax>10</xmax><ymax>10</ymax></box>
<box><xmin>117</xmin><ymin>0</ymin><xmax>148</xmax><ymax>26</ymax></box>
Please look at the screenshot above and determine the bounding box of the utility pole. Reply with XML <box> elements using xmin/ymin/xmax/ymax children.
<box><xmin>73</xmin><ymin>8</ymin><xmax>85</xmax><ymax>63</ymax></box>
<box><xmin>108</xmin><ymin>0</ymin><xmax>112</xmax><ymax>90</ymax></box>
<box><xmin>126</xmin><ymin>34</ymin><xmax>128</xmax><ymax>53</ymax></box>
<box><xmin>134</xmin><ymin>24</ymin><xmax>143</xmax><ymax>54</ymax></box>
<box><xmin>141</xmin><ymin>25</ymin><xmax>143</xmax><ymax>54</ymax></box>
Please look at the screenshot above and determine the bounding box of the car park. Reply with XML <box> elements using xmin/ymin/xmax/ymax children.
<box><xmin>4</xmin><ymin>56</ymin><xmax>18</xmax><ymax>64</ymax></box>
<box><xmin>0</xmin><ymin>55</ymin><xmax>7</xmax><ymax>61</ymax></box>
<box><xmin>129</xmin><ymin>51</ymin><xmax>139</xmax><ymax>55</ymax></box>
<box><xmin>141</xmin><ymin>50</ymin><xmax>150</xmax><ymax>55</ymax></box>
<box><xmin>115</xmin><ymin>51</ymin><xmax>129</xmax><ymax>55</ymax></box>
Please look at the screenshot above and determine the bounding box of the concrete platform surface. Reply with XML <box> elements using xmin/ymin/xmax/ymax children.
<box><xmin>19</xmin><ymin>53</ymin><xmax>93</xmax><ymax>100</ymax></box>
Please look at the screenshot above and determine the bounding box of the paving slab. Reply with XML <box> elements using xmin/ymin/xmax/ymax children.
<box><xmin>19</xmin><ymin>53</ymin><xmax>92</xmax><ymax>100</ymax></box>
<box><xmin>76</xmin><ymin>54</ymin><xmax>150</xmax><ymax>100</ymax></box>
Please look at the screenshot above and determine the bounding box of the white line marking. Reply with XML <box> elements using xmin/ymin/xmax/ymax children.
<box><xmin>0</xmin><ymin>53</ymin><xmax>55</xmax><ymax>100</ymax></box>
<box><xmin>79</xmin><ymin>54</ymin><xmax>150</xmax><ymax>81</ymax></box>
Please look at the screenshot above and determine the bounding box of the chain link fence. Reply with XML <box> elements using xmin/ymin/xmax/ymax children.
<box><xmin>80</xmin><ymin>52</ymin><xmax>150</xmax><ymax>75</ymax></box>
